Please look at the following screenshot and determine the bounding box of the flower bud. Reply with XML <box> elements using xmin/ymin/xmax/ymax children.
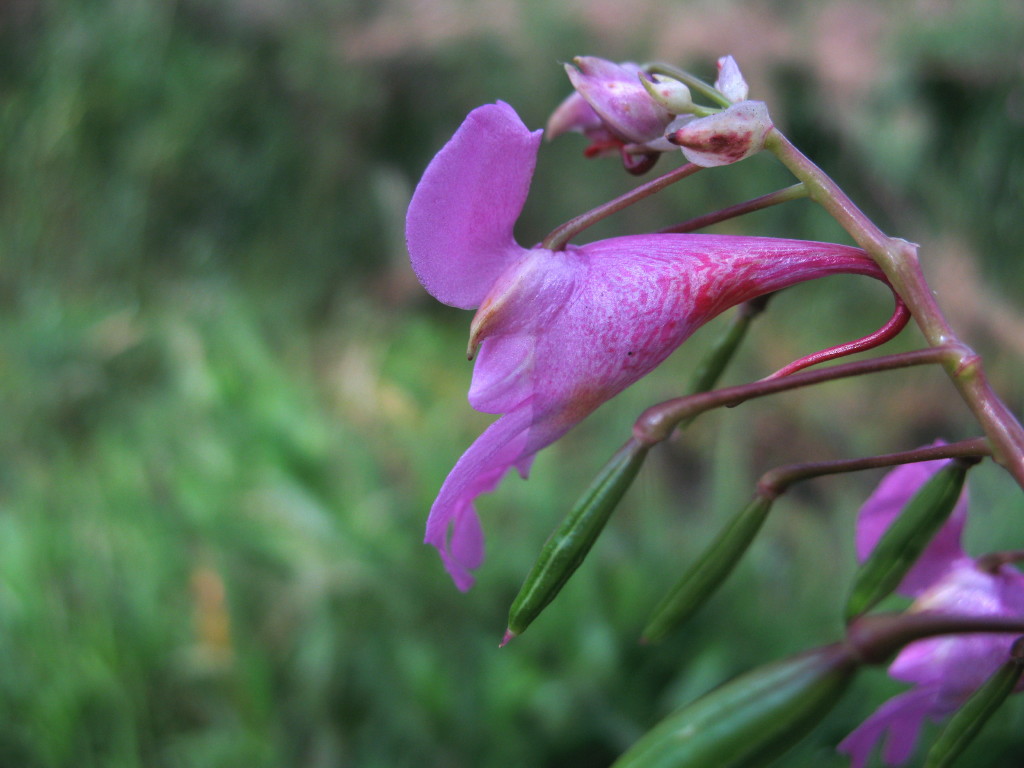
<box><xmin>640</xmin><ymin>74</ymin><xmax>694</xmax><ymax>114</ymax></box>
<box><xmin>667</xmin><ymin>101</ymin><xmax>773</xmax><ymax>167</ymax></box>
<box><xmin>563</xmin><ymin>57</ymin><xmax>671</xmax><ymax>144</ymax></box>
<box><xmin>504</xmin><ymin>439</ymin><xmax>649</xmax><ymax>643</ymax></box>
<box><xmin>612</xmin><ymin>644</ymin><xmax>859</xmax><ymax>767</ymax></box>
<box><xmin>714</xmin><ymin>55</ymin><xmax>749</xmax><ymax>103</ymax></box>
<box><xmin>642</xmin><ymin>493</ymin><xmax>774</xmax><ymax>643</ymax></box>
<box><xmin>845</xmin><ymin>459</ymin><xmax>972</xmax><ymax>622</ymax></box>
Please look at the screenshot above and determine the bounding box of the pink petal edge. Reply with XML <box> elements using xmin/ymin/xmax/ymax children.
<box><xmin>405</xmin><ymin>102</ymin><xmax>540</xmax><ymax>309</ymax></box>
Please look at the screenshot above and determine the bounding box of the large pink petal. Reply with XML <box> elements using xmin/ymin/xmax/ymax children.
<box><xmin>424</xmin><ymin>401</ymin><xmax>573</xmax><ymax>590</ymax></box>
<box><xmin>405</xmin><ymin>102</ymin><xmax>540</xmax><ymax>309</ymax></box>
<box><xmin>855</xmin><ymin>451</ymin><xmax>968</xmax><ymax>596</ymax></box>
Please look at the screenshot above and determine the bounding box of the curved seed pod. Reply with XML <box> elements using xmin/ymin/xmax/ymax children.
<box><xmin>923</xmin><ymin>637</ymin><xmax>1024</xmax><ymax>768</ymax></box>
<box><xmin>504</xmin><ymin>439</ymin><xmax>649</xmax><ymax>642</ymax></box>
<box><xmin>612</xmin><ymin>644</ymin><xmax>859</xmax><ymax>768</ymax></box>
<box><xmin>642</xmin><ymin>493</ymin><xmax>774</xmax><ymax>643</ymax></box>
<box><xmin>845</xmin><ymin>460</ymin><xmax>971</xmax><ymax>622</ymax></box>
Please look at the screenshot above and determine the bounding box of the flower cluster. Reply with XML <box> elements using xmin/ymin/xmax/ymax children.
<box><xmin>840</xmin><ymin>458</ymin><xmax>1024</xmax><ymax>767</ymax></box>
<box><xmin>546</xmin><ymin>55</ymin><xmax>772</xmax><ymax>173</ymax></box>
<box><xmin>406</xmin><ymin>63</ymin><xmax>893</xmax><ymax>591</ymax></box>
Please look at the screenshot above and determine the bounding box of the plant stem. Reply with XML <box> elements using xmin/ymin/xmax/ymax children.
<box><xmin>976</xmin><ymin>549</ymin><xmax>1024</xmax><ymax>574</ymax></box>
<box><xmin>633</xmin><ymin>347</ymin><xmax>949</xmax><ymax>446</ymax></box>
<box><xmin>847</xmin><ymin>613</ymin><xmax>1024</xmax><ymax>665</ymax></box>
<box><xmin>541</xmin><ymin>163</ymin><xmax>702</xmax><ymax>251</ymax></box>
<box><xmin>644</xmin><ymin>63</ymin><xmax>731</xmax><ymax>108</ymax></box>
<box><xmin>757</xmin><ymin>438</ymin><xmax>991</xmax><ymax>498</ymax></box>
<box><xmin>764</xmin><ymin>129</ymin><xmax>1024</xmax><ymax>487</ymax></box>
<box><xmin>659</xmin><ymin>183</ymin><xmax>808</xmax><ymax>234</ymax></box>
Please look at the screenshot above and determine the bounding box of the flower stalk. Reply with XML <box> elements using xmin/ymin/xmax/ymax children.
<box><xmin>659</xmin><ymin>183</ymin><xmax>808</xmax><ymax>234</ymax></box>
<box><xmin>541</xmin><ymin>161</ymin><xmax>702</xmax><ymax>250</ymax></box>
<box><xmin>634</xmin><ymin>347</ymin><xmax>951</xmax><ymax>447</ymax></box>
<box><xmin>764</xmin><ymin>129</ymin><xmax>1024</xmax><ymax>487</ymax></box>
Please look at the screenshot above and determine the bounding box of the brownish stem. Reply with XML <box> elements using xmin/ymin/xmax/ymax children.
<box><xmin>765</xmin><ymin>129</ymin><xmax>1024</xmax><ymax>488</ymax></box>
<box><xmin>634</xmin><ymin>347</ymin><xmax>950</xmax><ymax>446</ymax></box>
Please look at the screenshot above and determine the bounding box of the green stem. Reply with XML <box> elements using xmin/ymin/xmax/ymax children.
<box><xmin>541</xmin><ymin>162</ymin><xmax>702</xmax><ymax>251</ymax></box>
<box><xmin>764</xmin><ymin>129</ymin><xmax>1024</xmax><ymax>488</ymax></box>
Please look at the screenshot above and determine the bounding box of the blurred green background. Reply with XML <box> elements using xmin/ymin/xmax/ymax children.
<box><xmin>1</xmin><ymin>0</ymin><xmax>1023</xmax><ymax>766</ymax></box>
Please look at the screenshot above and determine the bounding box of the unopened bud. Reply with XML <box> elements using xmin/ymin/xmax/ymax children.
<box><xmin>714</xmin><ymin>55</ymin><xmax>749</xmax><ymax>103</ymax></box>
<box><xmin>668</xmin><ymin>101</ymin><xmax>773</xmax><ymax>167</ymax></box>
<box><xmin>640</xmin><ymin>74</ymin><xmax>694</xmax><ymax>114</ymax></box>
<box><xmin>564</xmin><ymin>57</ymin><xmax>672</xmax><ymax>144</ymax></box>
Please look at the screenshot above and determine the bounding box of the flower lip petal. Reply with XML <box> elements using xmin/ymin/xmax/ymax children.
<box><xmin>406</xmin><ymin>102</ymin><xmax>541</xmax><ymax>309</ymax></box>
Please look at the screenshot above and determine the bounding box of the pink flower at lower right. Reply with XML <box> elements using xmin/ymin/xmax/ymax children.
<box><xmin>839</xmin><ymin>457</ymin><xmax>1024</xmax><ymax>767</ymax></box>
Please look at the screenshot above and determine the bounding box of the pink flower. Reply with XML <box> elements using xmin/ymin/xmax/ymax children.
<box><xmin>546</xmin><ymin>57</ymin><xmax>671</xmax><ymax>174</ymax></box>
<box><xmin>407</xmin><ymin>101</ymin><xmax>891</xmax><ymax>590</ymax></box>
<box><xmin>546</xmin><ymin>58</ymin><xmax>671</xmax><ymax>144</ymax></box>
<box><xmin>838</xmin><ymin>458</ymin><xmax>1024</xmax><ymax>767</ymax></box>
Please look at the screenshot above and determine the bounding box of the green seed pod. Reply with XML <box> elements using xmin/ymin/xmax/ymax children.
<box><xmin>505</xmin><ymin>439</ymin><xmax>649</xmax><ymax>641</ymax></box>
<box><xmin>924</xmin><ymin>638</ymin><xmax>1024</xmax><ymax>768</ymax></box>
<box><xmin>642</xmin><ymin>493</ymin><xmax>774</xmax><ymax>643</ymax></box>
<box><xmin>845</xmin><ymin>460</ymin><xmax>970</xmax><ymax>622</ymax></box>
<box><xmin>612</xmin><ymin>644</ymin><xmax>859</xmax><ymax>768</ymax></box>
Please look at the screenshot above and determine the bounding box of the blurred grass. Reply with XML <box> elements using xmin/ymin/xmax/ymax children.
<box><xmin>0</xmin><ymin>0</ymin><xmax>1023</xmax><ymax>766</ymax></box>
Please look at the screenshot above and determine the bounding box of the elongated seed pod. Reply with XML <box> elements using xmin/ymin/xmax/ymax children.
<box><xmin>845</xmin><ymin>460</ymin><xmax>970</xmax><ymax>621</ymax></box>
<box><xmin>505</xmin><ymin>439</ymin><xmax>649</xmax><ymax>641</ymax></box>
<box><xmin>612</xmin><ymin>644</ymin><xmax>859</xmax><ymax>768</ymax></box>
<box><xmin>643</xmin><ymin>493</ymin><xmax>773</xmax><ymax>643</ymax></box>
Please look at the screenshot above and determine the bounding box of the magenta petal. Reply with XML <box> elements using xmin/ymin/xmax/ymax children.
<box><xmin>545</xmin><ymin>91</ymin><xmax>603</xmax><ymax>140</ymax></box>
<box><xmin>856</xmin><ymin>451</ymin><xmax>968</xmax><ymax>596</ymax></box>
<box><xmin>405</xmin><ymin>102</ymin><xmax>540</xmax><ymax>309</ymax></box>
<box><xmin>837</xmin><ymin>686</ymin><xmax>940</xmax><ymax>768</ymax></box>
<box><xmin>890</xmin><ymin>561</ymin><xmax>1024</xmax><ymax>689</ymax></box>
<box><xmin>468</xmin><ymin>333</ymin><xmax>534</xmax><ymax>414</ymax></box>
<box><xmin>428</xmin><ymin>233</ymin><xmax>891</xmax><ymax>589</ymax></box>
<box><xmin>424</xmin><ymin>406</ymin><xmax>532</xmax><ymax>590</ymax></box>
<box><xmin>566</xmin><ymin>58</ymin><xmax>670</xmax><ymax>143</ymax></box>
